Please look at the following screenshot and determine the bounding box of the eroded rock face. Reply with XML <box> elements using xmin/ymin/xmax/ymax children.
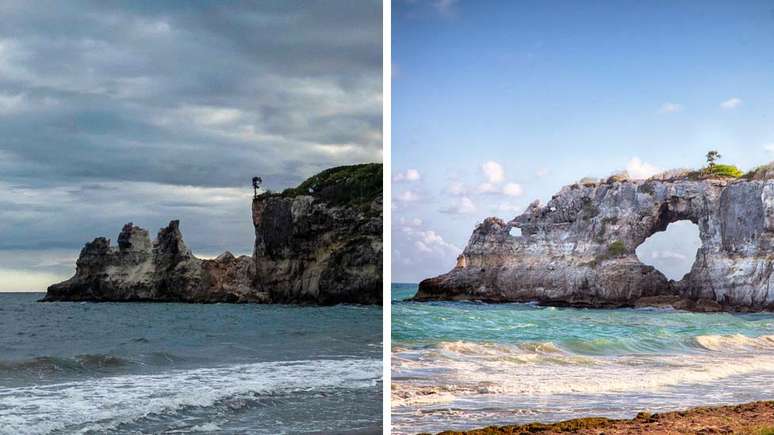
<box><xmin>44</xmin><ymin>220</ymin><xmax>263</xmax><ymax>302</ymax></box>
<box><xmin>416</xmin><ymin>178</ymin><xmax>774</xmax><ymax>311</ymax></box>
<box><xmin>252</xmin><ymin>194</ymin><xmax>382</xmax><ymax>305</ymax></box>
<box><xmin>44</xmin><ymin>165</ymin><xmax>383</xmax><ymax>305</ymax></box>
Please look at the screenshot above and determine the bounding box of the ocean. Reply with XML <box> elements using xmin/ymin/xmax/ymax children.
<box><xmin>392</xmin><ymin>283</ymin><xmax>774</xmax><ymax>434</ymax></box>
<box><xmin>0</xmin><ymin>293</ymin><xmax>382</xmax><ymax>434</ymax></box>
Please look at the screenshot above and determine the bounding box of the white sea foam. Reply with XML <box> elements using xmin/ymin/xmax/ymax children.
<box><xmin>436</xmin><ymin>340</ymin><xmax>563</xmax><ymax>355</ymax></box>
<box><xmin>392</xmin><ymin>338</ymin><xmax>774</xmax><ymax>407</ymax></box>
<box><xmin>0</xmin><ymin>358</ymin><xmax>381</xmax><ymax>435</ymax></box>
<box><xmin>189</xmin><ymin>423</ymin><xmax>222</xmax><ymax>432</ymax></box>
<box><xmin>694</xmin><ymin>334</ymin><xmax>774</xmax><ymax>351</ymax></box>
<box><xmin>422</xmin><ymin>340</ymin><xmax>596</xmax><ymax>367</ymax></box>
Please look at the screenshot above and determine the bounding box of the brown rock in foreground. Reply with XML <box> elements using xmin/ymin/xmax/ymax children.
<box><xmin>430</xmin><ymin>401</ymin><xmax>774</xmax><ymax>434</ymax></box>
<box><xmin>417</xmin><ymin>172</ymin><xmax>774</xmax><ymax>311</ymax></box>
<box><xmin>44</xmin><ymin>164</ymin><xmax>382</xmax><ymax>305</ymax></box>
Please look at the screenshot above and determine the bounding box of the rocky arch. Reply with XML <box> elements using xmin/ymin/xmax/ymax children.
<box><xmin>417</xmin><ymin>178</ymin><xmax>774</xmax><ymax>311</ymax></box>
<box><xmin>636</xmin><ymin>220</ymin><xmax>701</xmax><ymax>281</ymax></box>
<box><xmin>628</xmin><ymin>197</ymin><xmax>706</xmax><ymax>284</ymax></box>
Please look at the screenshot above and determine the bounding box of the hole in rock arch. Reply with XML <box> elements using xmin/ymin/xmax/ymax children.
<box><xmin>635</xmin><ymin>220</ymin><xmax>701</xmax><ymax>281</ymax></box>
<box><xmin>509</xmin><ymin>227</ymin><xmax>522</xmax><ymax>237</ymax></box>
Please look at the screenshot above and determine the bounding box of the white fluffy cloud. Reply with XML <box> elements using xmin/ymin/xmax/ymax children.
<box><xmin>763</xmin><ymin>144</ymin><xmax>774</xmax><ymax>153</ymax></box>
<box><xmin>443</xmin><ymin>162</ymin><xmax>526</xmax><ymax>215</ymax></box>
<box><xmin>394</xmin><ymin>168</ymin><xmax>421</xmax><ymax>182</ymax></box>
<box><xmin>502</xmin><ymin>182</ymin><xmax>524</xmax><ymax>197</ymax></box>
<box><xmin>481</xmin><ymin>161</ymin><xmax>505</xmax><ymax>184</ymax></box>
<box><xmin>406</xmin><ymin>228</ymin><xmax>460</xmax><ymax>256</ymax></box>
<box><xmin>477</xmin><ymin>161</ymin><xmax>526</xmax><ymax>198</ymax></box>
<box><xmin>420</xmin><ymin>230</ymin><xmax>459</xmax><ymax>251</ymax></box>
<box><xmin>394</xmin><ymin>225</ymin><xmax>460</xmax><ymax>284</ymax></box>
<box><xmin>720</xmin><ymin>97</ymin><xmax>742</xmax><ymax>110</ymax></box>
<box><xmin>440</xmin><ymin>196</ymin><xmax>476</xmax><ymax>215</ymax></box>
<box><xmin>414</xmin><ymin>241</ymin><xmax>433</xmax><ymax>253</ymax></box>
<box><xmin>659</xmin><ymin>102</ymin><xmax>683</xmax><ymax>113</ymax></box>
<box><xmin>399</xmin><ymin>216</ymin><xmax>423</xmax><ymax>227</ymax></box>
<box><xmin>393</xmin><ymin>211</ymin><xmax>465</xmax><ymax>281</ymax></box>
<box><xmin>651</xmin><ymin>250</ymin><xmax>688</xmax><ymax>260</ymax></box>
<box><xmin>446</xmin><ymin>180</ymin><xmax>467</xmax><ymax>195</ymax></box>
<box><xmin>626</xmin><ymin>157</ymin><xmax>660</xmax><ymax>179</ymax></box>
<box><xmin>396</xmin><ymin>190</ymin><xmax>420</xmax><ymax>202</ymax></box>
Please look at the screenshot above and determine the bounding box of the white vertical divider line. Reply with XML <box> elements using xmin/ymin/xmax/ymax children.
<box><xmin>382</xmin><ymin>0</ymin><xmax>392</xmax><ymax>432</ymax></box>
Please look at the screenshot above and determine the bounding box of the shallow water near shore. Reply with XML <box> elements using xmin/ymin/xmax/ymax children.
<box><xmin>0</xmin><ymin>293</ymin><xmax>382</xmax><ymax>434</ymax></box>
<box><xmin>392</xmin><ymin>283</ymin><xmax>774</xmax><ymax>434</ymax></box>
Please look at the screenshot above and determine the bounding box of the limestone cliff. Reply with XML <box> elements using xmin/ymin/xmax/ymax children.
<box><xmin>45</xmin><ymin>221</ymin><xmax>260</xmax><ymax>303</ymax></box>
<box><xmin>416</xmin><ymin>172</ymin><xmax>774</xmax><ymax>311</ymax></box>
<box><xmin>44</xmin><ymin>164</ymin><xmax>382</xmax><ymax>305</ymax></box>
<box><xmin>252</xmin><ymin>163</ymin><xmax>383</xmax><ymax>304</ymax></box>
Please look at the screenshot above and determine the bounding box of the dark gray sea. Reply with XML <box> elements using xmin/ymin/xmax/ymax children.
<box><xmin>0</xmin><ymin>293</ymin><xmax>382</xmax><ymax>434</ymax></box>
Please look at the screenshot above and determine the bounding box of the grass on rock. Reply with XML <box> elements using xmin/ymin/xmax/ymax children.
<box><xmin>264</xmin><ymin>163</ymin><xmax>382</xmax><ymax>210</ymax></box>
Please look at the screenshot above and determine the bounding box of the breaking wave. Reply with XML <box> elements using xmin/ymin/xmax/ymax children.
<box><xmin>0</xmin><ymin>354</ymin><xmax>130</xmax><ymax>375</ymax></box>
<box><xmin>0</xmin><ymin>358</ymin><xmax>381</xmax><ymax>435</ymax></box>
<box><xmin>694</xmin><ymin>334</ymin><xmax>774</xmax><ymax>351</ymax></box>
<box><xmin>391</xmin><ymin>283</ymin><xmax>774</xmax><ymax>434</ymax></box>
<box><xmin>392</xmin><ymin>335</ymin><xmax>774</xmax><ymax>407</ymax></box>
<box><xmin>0</xmin><ymin>352</ymin><xmax>189</xmax><ymax>381</ymax></box>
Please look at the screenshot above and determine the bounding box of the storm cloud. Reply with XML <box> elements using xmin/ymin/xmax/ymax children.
<box><xmin>0</xmin><ymin>0</ymin><xmax>382</xmax><ymax>290</ymax></box>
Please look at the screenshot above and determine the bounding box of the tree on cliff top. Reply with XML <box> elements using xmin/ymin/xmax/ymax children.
<box><xmin>701</xmin><ymin>150</ymin><xmax>742</xmax><ymax>178</ymax></box>
<box><xmin>706</xmin><ymin>150</ymin><xmax>721</xmax><ymax>168</ymax></box>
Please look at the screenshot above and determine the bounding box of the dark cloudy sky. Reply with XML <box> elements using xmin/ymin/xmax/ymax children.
<box><xmin>0</xmin><ymin>0</ymin><xmax>382</xmax><ymax>291</ymax></box>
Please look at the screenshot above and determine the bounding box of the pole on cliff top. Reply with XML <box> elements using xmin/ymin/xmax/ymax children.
<box><xmin>252</xmin><ymin>176</ymin><xmax>262</xmax><ymax>198</ymax></box>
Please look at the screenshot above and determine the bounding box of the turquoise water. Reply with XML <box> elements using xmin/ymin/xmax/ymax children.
<box><xmin>392</xmin><ymin>283</ymin><xmax>774</xmax><ymax>434</ymax></box>
<box><xmin>0</xmin><ymin>293</ymin><xmax>382</xmax><ymax>434</ymax></box>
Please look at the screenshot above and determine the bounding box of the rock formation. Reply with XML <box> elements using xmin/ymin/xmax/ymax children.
<box><xmin>416</xmin><ymin>173</ymin><xmax>774</xmax><ymax>311</ymax></box>
<box><xmin>44</xmin><ymin>164</ymin><xmax>382</xmax><ymax>305</ymax></box>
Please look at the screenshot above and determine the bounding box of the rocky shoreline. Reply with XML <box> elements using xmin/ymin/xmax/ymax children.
<box><xmin>409</xmin><ymin>293</ymin><xmax>731</xmax><ymax>313</ymax></box>
<box><xmin>417</xmin><ymin>172</ymin><xmax>774</xmax><ymax>312</ymax></box>
<box><xmin>44</xmin><ymin>164</ymin><xmax>383</xmax><ymax>305</ymax></box>
<box><xmin>428</xmin><ymin>400</ymin><xmax>774</xmax><ymax>434</ymax></box>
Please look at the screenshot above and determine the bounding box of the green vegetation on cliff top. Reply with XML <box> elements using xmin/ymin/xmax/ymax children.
<box><xmin>270</xmin><ymin>163</ymin><xmax>382</xmax><ymax>209</ymax></box>
<box><xmin>704</xmin><ymin>163</ymin><xmax>744</xmax><ymax>178</ymax></box>
<box><xmin>648</xmin><ymin>164</ymin><xmax>744</xmax><ymax>181</ymax></box>
<box><xmin>607</xmin><ymin>153</ymin><xmax>774</xmax><ymax>183</ymax></box>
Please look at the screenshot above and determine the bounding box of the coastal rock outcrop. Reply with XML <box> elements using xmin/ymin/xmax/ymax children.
<box><xmin>44</xmin><ymin>164</ymin><xmax>382</xmax><ymax>305</ymax></box>
<box><xmin>45</xmin><ymin>220</ymin><xmax>260</xmax><ymax>302</ymax></box>
<box><xmin>252</xmin><ymin>183</ymin><xmax>382</xmax><ymax>305</ymax></box>
<box><xmin>416</xmin><ymin>174</ymin><xmax>774</xmax><ymax>311</ymax></box>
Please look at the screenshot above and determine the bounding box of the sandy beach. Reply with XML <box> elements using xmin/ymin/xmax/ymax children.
<box><xmin>430</xmin><ymin>401</ymin><xmax>774</xmax><ymax>435</ymax></box>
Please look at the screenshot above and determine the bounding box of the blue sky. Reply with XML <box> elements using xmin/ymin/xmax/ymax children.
<box><xmin>392</xmin><ymin>0</ymin><xmax>774</xmax><ymax>282</ymax></box>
